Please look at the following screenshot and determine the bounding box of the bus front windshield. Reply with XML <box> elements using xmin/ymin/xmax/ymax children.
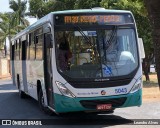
<box><xmin>55</xmin><ymin>27</ymin><xmax>138</xmax><ymax>79</ymax></box>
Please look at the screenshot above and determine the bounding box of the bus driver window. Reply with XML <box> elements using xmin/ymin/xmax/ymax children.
<box><xmin>57</xmin><ymin>37</ymin><xmax>72</xmax><ymax>71</ymax></box>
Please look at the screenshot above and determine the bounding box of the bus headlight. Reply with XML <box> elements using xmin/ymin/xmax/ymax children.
<box><xmin>55</xmin><ymin>81</ymin><xmax>76</xmax><ymax>98</ymax></box>
<box><xmin>130</xmin><ymin>78</ymin><xmax>142</xmax><ymax>93</ymax></box>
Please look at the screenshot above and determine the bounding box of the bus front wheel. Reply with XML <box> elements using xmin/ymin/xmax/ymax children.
<box><xmin>38</xmin><ymin>88</ymin><xmax>46</xmax><ymax>111</ymax></box>
<box><xmin>38</xmin><ymin>88</ymin><xmax>54</xmax><ymax>115</ymax></box>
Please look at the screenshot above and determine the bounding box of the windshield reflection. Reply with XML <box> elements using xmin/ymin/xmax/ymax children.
<box><xmin>55</xmin><ymin>28</ymin><xmax>138</xmax><ymax>79</ymax></box>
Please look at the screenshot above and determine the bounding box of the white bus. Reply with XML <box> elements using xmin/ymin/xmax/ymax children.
<box><xmin>11</xmin><ymin>9</ymin><xmax>145</xmax><ymax>114</ymax></box>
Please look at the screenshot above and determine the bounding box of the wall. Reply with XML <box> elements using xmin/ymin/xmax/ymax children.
<box><xmin>0</xmin><ymin>58</ymin><xmax>11</xmax><ymax>79</ymax></box>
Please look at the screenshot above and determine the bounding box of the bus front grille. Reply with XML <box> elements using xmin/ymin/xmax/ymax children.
<box><xmin>80</xmin><ymin>97</ymin><xmax>127</xmax><ymax>109</ymax></box>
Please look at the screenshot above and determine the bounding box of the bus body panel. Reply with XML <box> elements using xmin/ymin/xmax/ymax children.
<box><xmin>26</xmin><ymin>60</ymin><xmax>44</xmax><ymax>100</ymax></box>
<box><xmin>52</xmin><ymin>59</ymin><xmax>143</xmax><ymax>97</ymax></box>
<box><xmin>53</xmin><ymin>89</ymin><xmax>142</xmax><ymax>113</ymax></box>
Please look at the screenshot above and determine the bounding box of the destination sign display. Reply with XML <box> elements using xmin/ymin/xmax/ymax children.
<box><xmin>64</xmin><ymin>15</ymin><xmax>121</xmax><ymax>24</ymax></box>
<box><xmin>55</xmin><ymin>14</ymin><xmax>133</xmax><ymax>25</ymax></box>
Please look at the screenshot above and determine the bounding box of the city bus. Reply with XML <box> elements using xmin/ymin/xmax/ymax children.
<box><xmin>11</xmin><ymin>8</ymin><xmax>145</xmax><ymax>114</ymax></box>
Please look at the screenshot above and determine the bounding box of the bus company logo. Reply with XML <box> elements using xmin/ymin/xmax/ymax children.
<box><xmin>101</xmin><ymin>90</ymin><xmax>106</xmax><ymax>95</ymax></box>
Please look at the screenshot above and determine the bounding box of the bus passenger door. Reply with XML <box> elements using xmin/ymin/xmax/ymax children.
<box><xmin>44</xmin><ymin>31</ymin><xmax>54</xmax><ymax>108</ymax></box>
<box><xmin>22</xmin><ymin>40</ymin><xmax>28</xmax><ymax>93</ymax></box>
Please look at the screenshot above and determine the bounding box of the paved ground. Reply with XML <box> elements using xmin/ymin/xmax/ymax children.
<box><xmin>0</xmin><ymin>79</ymin><xmax>159</xmax><ymax>128</ymax></box>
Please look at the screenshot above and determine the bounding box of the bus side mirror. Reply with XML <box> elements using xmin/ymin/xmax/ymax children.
<box><xmin>138</xmin><ymin>38</ymin><xmax>145</xmax><ymax>59</ymax></box>
<box><xmin>46</xmin><ymin>34</ymin><xmax>53</xmax><ymax>48</ymax></box>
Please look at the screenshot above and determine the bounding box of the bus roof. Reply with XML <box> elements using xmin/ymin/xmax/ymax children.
<box><xmin>51</xmin><ymin>9</ymin><xmax>132</xmax><ymax>14</ymax></box>
<box><xmin>13</xmin><ymin>9</ymin><xmax>132</xmax><ymax>40</ymax></box>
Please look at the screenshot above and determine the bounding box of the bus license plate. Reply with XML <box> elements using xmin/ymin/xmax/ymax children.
<box><xmin>96</xmin><ymin>104</ymin><xmax>112</xmax><ymax>110</ymax></box>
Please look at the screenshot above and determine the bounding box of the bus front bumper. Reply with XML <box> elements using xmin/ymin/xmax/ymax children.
<box><xmin>54</xmin><ymin>89</ymin><xmax>142</xmax><ymax>113</ymax></box>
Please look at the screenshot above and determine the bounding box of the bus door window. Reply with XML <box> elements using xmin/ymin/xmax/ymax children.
<box><xmin>35</xmin><ymin>35</ymin><xmax>43</xmax><ymax>60</ymax></box>
<box><xmin>35</xmin><ymin>28</ymin><xmax>43</xmax><ymax>60</ymax></box>
<box><xmin>15</xmin><ymin>40</ymin><xmax>20</xmax><ymax>60</ymax></box>
<box><xmin>29</xmin><ymin>33</ymin><xmax>35</xmax><ymax>60</ymax></box>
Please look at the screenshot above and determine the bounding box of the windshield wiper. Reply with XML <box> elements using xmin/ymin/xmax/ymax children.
<box><xmin>73</xmin><ymin>25</ymin><xmax>99</xmax><ymax>59</ymax></box>
<box><xmin>105</xmin><ymin>26</ymin><xmax>117</xmax><ymax>51</ymax></box>
<box><xmin>100</xmin><ymin>26</ymin><xmax>118</xmax><ymax>77</ymax></box>
<box><xmin>73</xmin><ymin>25</ymin><xmax>92</xmax><ymax>46</ymax></box>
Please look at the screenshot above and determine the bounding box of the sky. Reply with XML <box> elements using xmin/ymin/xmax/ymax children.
<box><xmin>0</xmin><ymin>0</ymin><xmax>37</xmax><ymax>24</ymax></box>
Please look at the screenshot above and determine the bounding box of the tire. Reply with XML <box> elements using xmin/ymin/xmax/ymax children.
<box><xmin>17</xmin><ymin>78</ymin><xmax>26</xmax><ymax>99</ymax></box>
<box><xmin>19</xmin><ymin>89</ymin><xmax>26</xmax><ymax>99</ymax></box>
<box><xmin>38</xmin><ymin>88</ymin><xmax>46</xmax><ymax>111</ymax></box>
<box><xmin>38</xmin><ymin>88</ymin><xmax>53</xmax><ymax>115</ymax></box>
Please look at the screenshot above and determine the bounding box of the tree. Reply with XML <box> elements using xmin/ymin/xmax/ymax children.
<box><xmin>63</xmin><ymin>0</ymin><xmax>76</xmax><ymax>10</ymax></box>
<box><xmin>29</xmin><ymin>0</ymin><xmax>101</xmax><ymax>18</ymax></box>
<box><xmin>0</xmin><ymin>0</ymin><xmax>29</xmax><ymax>57</ymax></box>
<box><xmin>29</xmin><ymin>0</ymin><xmax>45</xmax><ymax>18</ymax></box>
<box><xmin>74</xmin><ymin>0</ymin><xmax>101</xmax><ymax>9</ymax></box>
<box><xmin>9</xmin><ymin>0</ymin><xmax>29</xmax><ymax>28</ymax></box>
<box><xmin>29</xmin><ymin>0</ymin><xmax>76</xmax><ymax>19</ymax></box>
<box><xmin>0</xmin><ymin>13</ymin><xmax>17</xmax><ymax>57</ymax></box>
<box><xmin>144</xmin><ymin>0</ymin><xmax>160</xmax><ymax>87</ymax></box>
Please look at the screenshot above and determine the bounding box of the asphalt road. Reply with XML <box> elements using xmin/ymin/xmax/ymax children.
<box><xmin>0</xmin><ymin>79</ymin><xmax>159</xmax><ymax>128</ymax></box>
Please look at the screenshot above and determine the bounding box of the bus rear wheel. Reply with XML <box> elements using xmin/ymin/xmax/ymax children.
<box><xmin>17</xmin><ymin>78</ymin><xmax>26</xmax><ymax>98</ymax></box>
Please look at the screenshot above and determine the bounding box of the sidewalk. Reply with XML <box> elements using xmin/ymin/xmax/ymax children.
<box><xmin>0</xmin><ymin>74</ymin><xmax>11</xmax><ymax>80</ymax></box>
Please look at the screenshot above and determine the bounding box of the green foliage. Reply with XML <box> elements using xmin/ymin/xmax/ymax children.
<box><xmin>29</xmin><ymin>0</ymin><xmax>76</xmax><ymax>18</ymax></box>
<box><xmin>0</xmin><ymin>13</ymin><xmax>17</xmax><ymax>51</ymax></box>
<box><xmin>9</xmin><ymin>0</ymin><xmax>29</xmax><ymax>27</ymax></box>
<box><xmin>29</xmin><ymin>0</ymin><xmax>45</xmax><ymax>18</ymax></box>
<box><xmin>63</xmin><ymin>0</ymin><xmax>76</xmax><ymax>10</ymax></box>
<box><xmin>0</xmin><ymin>13</ymin><xmax>16</xmax><ymax>40</ymax></box>
<box><xmin>74</xmin><ymin>0</ymin><xmax>101</xmax><ymax>9</ymax></box>
<box><xmin>29</xmin><ymin>0</ymin><xmax>101</xmax><ymax>18</ymax></box>
<box><xmin>9</xmin><ymin>0</ymin><xmax>27</xmax><ymax>12</ymax></box>
<box><xmin>100</xmin><ymin>0</ymin><xmax>117</xmax><ymax>9</ymax></box>
<box><xmin>0</xmin><ymin>0</ymin><xmax>30</xmax><ymax>55</ymax></box>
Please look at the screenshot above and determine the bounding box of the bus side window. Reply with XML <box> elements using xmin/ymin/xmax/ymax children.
<box><xmin>27</xmin><ymin>34</ymin><xmax>31</xmax><ymax>60</ymax></box>
<box><xmin>29</xmin><ymin>33</ymin><xmax>35</xmax><ymax>60</ymax></box>
<box><xmin>15</xmin><ymin>40</ymin><xmax>19</xmax><ymax>60</ymax></box>
<box><xmin>22</xmin><ymin>40</ymin><xmax>27</xmax><ymax>60</ymax></box>
<box><xmin>35</xmin><ymin>34</ymin><xmax>43</xmax><ymax>60</ymax></box>
<box><xmin>19</xmin><ymin>39</ymin><xmax>21</xmax><ymax>60</ymax></box>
